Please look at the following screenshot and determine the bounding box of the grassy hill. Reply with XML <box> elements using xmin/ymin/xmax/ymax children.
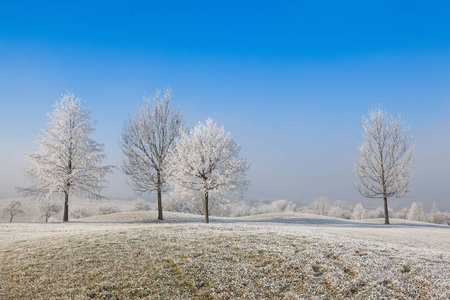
<box><xmin>1</xmin><ymin>212</ymin><xmax>449</xmax><ymax>299</ymax></box>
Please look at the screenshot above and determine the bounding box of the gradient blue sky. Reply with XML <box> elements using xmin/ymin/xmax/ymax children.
<box><xmin>1</xmin><ymin>1</ymin><xmax>449</xmax><ymax>210</ymax></box>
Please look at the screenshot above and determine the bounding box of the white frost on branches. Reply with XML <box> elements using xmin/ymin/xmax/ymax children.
<box><xmin>18</xmin><ymin>93</ymin><xmax>113</xmax><ymax>221</ymax></box>
<box><xmin>351</xmin><ymin>203</ymin><xmax>366</xmax><ymax>220</ymax></box>
<box><xmin>354</xmin><ymin>106</ymin><xmax>414</xmax><ymax>224</ymax></box>
<box><xmin>120</xmin><ymin>89</ymin><xmax>184</xmax><ymax>220</ymax></box>
<box><xmin>308</xmin><ymin>197</ymin><xmax>329</xmax><ymax>216</ymax></box>
<box><xmin>168</xmin><ymin>119</ymin><xmax>249</xmax><ymax>223</ymax></box>
<box><xmin>407</xmin><ymin>202</ymin><xmax>424</xmax><ymax>222</ymax></box>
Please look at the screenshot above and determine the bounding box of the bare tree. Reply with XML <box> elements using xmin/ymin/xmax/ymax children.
<box><xmin>169</xmin><ymin>119</ymin><xmax>249</xmax><ymax>223</ymax></box>
<box><xmin>39</xmin><ymin>199</ymin><xmax>63</xmax><ymax>222</ymax></box>
<box><xmin>120</xmin><ymin>89</ymin><xmax>185</xmax><ymax>220</ymax></box>
<box><xmin>17</xmin><ymin>93</ymin><xmax>113</xmax><ymax>222</ymax></box>
<box><xmin>354</xmin><ymin>106</ymin><xmax>414</xmax><ymax>224</ymax></box>
<box><xmin>3</xmin><ymin>201</ymin><xmax>24</xmax><ymax>222</ymax></box>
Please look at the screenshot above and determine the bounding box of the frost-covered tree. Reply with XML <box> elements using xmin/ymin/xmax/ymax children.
<box><xmin>395</xmin><ymin>207</ymin><xmax>409</xmax><ymax>219</ymax></box>
<box><xmin>309</xmin><ymin>197</ymin><xmax>329</xmax><ymax>215</ymax></box>
<box><xmin>352</xmin><ymin>203</ymin><xmax>366</xmax><ymax>220</ymax></box>
<box><xmin>328</xmin><ymin>200</ymin><xmax>352</xmax><ymax>219</ymax></box>
<box><xmin>120</xmin><ymin>89</ymin><xmax>185</xmax><ymax>220</ymax></box>
<box><xmin>3</xmin><ymin>201</ymin><xmax>24</xmax><ymax>222</ymax></box>
<box><xmin>226</xmin><ymin>201</ymin><xmax>251</xmax><ymax>217</ymax></box>
<box><xmin>39</xmin><ymin>199</ymin><xmax>63</xmax><ymax>222</ymax></box>
<box><xmin>270</xmin><ymin>199</ymin><xmax>297</xmax><ymax>213</ymax></box>
<box><xmin>428</xmin><ymin>202</ymin><xmax>444</xmax><ymax>224</ymax></box>
<box><xmin>354</xmin><ymin>106</ymin><xmax>414</xmax><ymax>225</ymax></box>
<box><xmin>407</xmin><ymin>202</ymin><xmax>424</xmax><ymax>222</ymax></box>
<box><xmin>18</xmin><ymin>93</ymin><xmax>113</xmax><ymax>222</ymax></box>
<box><xmin>169</xmin><ymin>119</ymin><xmax>249</xmax><ymax>223</ymax></box>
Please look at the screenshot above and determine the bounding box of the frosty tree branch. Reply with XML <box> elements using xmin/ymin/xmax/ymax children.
<box><xmin>17</xmin><ymin>93</ymin><xmax>113</xmax><ymax>222</ymax></box>
<box><xmin>168</xmin><ymin>119</ymin><xmax>249</xmax><ymax>223</ymax></box>
<box><xmin>120</xmin><ymin>89</ymin><xmax>185</xmax><ymax>220</ymax></box>
<box><xmin>354</xmin><ymin>106</ymin><xmax>414</xmax><ymax>224</ymax></box>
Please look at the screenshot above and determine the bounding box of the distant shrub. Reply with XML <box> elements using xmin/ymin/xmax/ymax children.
<box><xmin>427</xmin><ymin>202</ymin><xmax>445</xmax><ymax>224</ymax></box>
<box><xmin>328</xmin><ymin>201</ymin><xmax>352</xmax><ymax>219</ymax></box>
<box><xmin>407</xmin><ymin>202</ymin><xmax>424</xmax><ymax>222</ymax></box>
<box><xmin>308</xmin><ymin>197</ymin><xmax>329</xmax><ymax>216</ymax></box>
<box><xmin>98</xmin><ymin>205</ymin><xmax>120</xmax><ymax>215</ymax></box>
<box><xmin>164</xmin><ymin>196</ymin><xmax>196</xmax><ymax>214</ymax></box>
<box><xmin>246</xmin><ymin>200</ymin><xmax>298</xmax><ymax>216</ymax></box>
<box><xmin>444</xmin><ymin>212</ymin><xmax>450</xmax><ymax>226</ymax></box>
<box><xmin>351</xmin><ymin>203</ymin><xmax>366</xmax><ymax>220</ymax></box>
<box><xmin>134</xmin><ymin>199</ymin><xmax>152</xmax><ymax>211</ymax></box>
<box><xmin>222</xmin><ymin>201</ymin><xmax>251</xmax><ymax>217</ymax></box>
<box><xmin>71</xmin><ymin>208</ymin><xmax>91</xmax><ymax>219</ymax></box>
<box><xmin>365</xmin><ymin>207</ymin><xmax>385</xmax><ymax>219</ymax></box>
<box><xmin>270</xmin><ymin>199</ymin><xmax>297</xmax><ymax>213</ymax></box>
<box><xmin>395</xmin><ymin>207</ymin><xmax>409</xmax><ymax>219</ymax></box>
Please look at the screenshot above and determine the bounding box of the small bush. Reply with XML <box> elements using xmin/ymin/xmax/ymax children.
<box><xmin>328</xmin><ymin>201</ymin><xmax>352</xmax><ymax>219</ymax></box>
<box><xmin>407</xmin><ymin>202</ymin><xmax>424</xmax><ymax>221</ymax></box>
<box><xmin>98</xmin><ymin>205</ymin><xmax>120</xmax><ymax>215</ymax></box>
<box><xmin>366</xmin><ymin>207</ymin><xmax>385</xmax><ymax>219</ymax></box>
<box><xmin>71</xmin><ymin>208</ymin><xmax>91</xmax><ymax>219</ymax></box>
<box><xmin>395</xmin><ymin>207</ymin><xmax>409</xmax><ymax>219</ymax></box>
<box><xmin>134</xmin><ymin>199</ymin><xmax>152</xmax><ymax>211</ymax></box>
<box><xmin>427</xmin><ymin>202</ymin><xmax>445</xmax><ymax>224</ymax></box>
<box><xmin>351</xmin><ymin>203</ymin><xmax>366</xmax><ymax>220</ymax></box>
<box><xmin>308</xmin><ymin>197</ymin><xmax>329</xmax><ymax>215</ymax></box>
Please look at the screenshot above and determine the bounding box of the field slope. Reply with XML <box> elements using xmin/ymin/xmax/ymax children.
<box><xmin>1</xmin><ymin>212</ymin><xmax>449</xmax><ymax>299</ymax></box>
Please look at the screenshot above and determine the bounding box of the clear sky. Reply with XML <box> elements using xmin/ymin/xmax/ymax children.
<box><xmin>1</xmin><ymin>1</ymin><xmax>449</xmax><ymax>210</ymax></box>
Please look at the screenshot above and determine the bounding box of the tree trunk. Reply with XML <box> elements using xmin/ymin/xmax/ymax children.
<box><xmin>63</xmin><ymin>191</ymin><xmax>69</xmax><ymax>222</ymax></box>
<box><xmin>204</xmin><ymin>190</ymin><xmax>209</xmax><ymax>224</ymax></box>
<box><xmin>10</xmin><ymin>215</ymin><xmax>13</xmax><ymax>222</ymax></box>
<box><xmin>383</xmin><ymin>196</ymin><xmax>390</xmax><ymax>225</ymax></box>
<box><xmin>157</xmin><ymin>188</ymin><xmax>163</xmax><ymax>220</ymax></box>
<box><xmin>45</xmin><ymin>215</ymin><xmax>49</xmax><ymax>223</ymax></box>
<box><xmin>156</xmin><ymin>171</ymin><xmax>163</xmax><ymax>221</ymax></box>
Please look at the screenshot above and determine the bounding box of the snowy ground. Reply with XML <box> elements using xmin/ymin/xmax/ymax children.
<box><xmin>0</xmin><ymin>212</ymin><xmax>449</xmax><ymax>299</ymax></box>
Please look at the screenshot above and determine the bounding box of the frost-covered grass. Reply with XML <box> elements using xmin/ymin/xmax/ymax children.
<box><xmin>1</xmin><ymin>212</ymin><xmax>449</xmax><ymax>299</ymax></box>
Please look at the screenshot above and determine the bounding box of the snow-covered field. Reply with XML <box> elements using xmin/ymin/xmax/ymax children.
<box><xmin>1</xmin><ymin>212</ymin><xmax>449</xmax><ymax>299</ymax></box>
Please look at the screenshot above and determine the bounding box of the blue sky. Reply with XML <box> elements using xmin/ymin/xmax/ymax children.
<box><xmin>1</xmin><ymin>1</ymin><xmax>449</xmax><ymax>210</ymax></box>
